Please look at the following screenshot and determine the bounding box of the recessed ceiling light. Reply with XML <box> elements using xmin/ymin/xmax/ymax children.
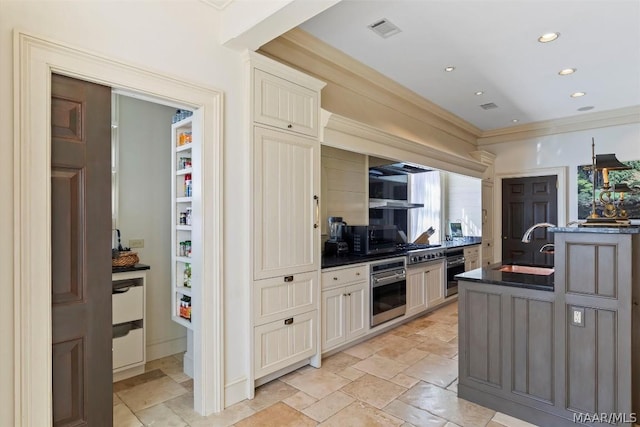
<box><xmin>570</xmin><ymin>92</ymin><xmax>586</xmax><ymax>98</ymax></box>
<box><xmin>558</xmin><ymin>68</ymin><xmax>576</xmax><ymax>76</ymax></box>
<box><xmin>578</xmin><ymin>106</ymin><xmax>595</xmax><ymax>111</ymax></box>
<box><xmin>444</xmin><ymin>66</ymin><xmax>455</xmax><ymax>72</ymax></box>
<box><xmin>475</xmin><ymin>91</ymin><xmax>484</xmax><ymax>96</ymax></box>
<box><xmin>512</xmin><ymin>119</ymin><xmax>519</xmax><ymax>123</ymax></box>
<box><xmin>538</xmin><ymin>32</ymin><xmax>560</xmax><ymax>43</ymax></box>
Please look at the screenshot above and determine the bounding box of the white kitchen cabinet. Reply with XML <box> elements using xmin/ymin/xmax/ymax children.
<box><xmin>407</xmin><ymin>260</ymin><xmax>445</xmax><ymax>316</ymax></box>
<box><xmin>254</xmin><ymin>68</ymin><xmax>320</xmax><ymax>137</ymax></box>
<box><xmin>112</xmin><ymin>269</ymin><xmax>147</xmax><ymax>382</ymax></box>
<box><xmin>253</xmin><ymin>126</ymin><xmax>320</xmax><ymax>280</ymax></box>
<box><xmin>250</xmin><ymin>52</ymin><xmax>326</xmax><ymax>384</ymax></box>
<box><xmin>321</xmin><ymin>265</ymin><xmax>368</xmax><ymax>352</ymax></box>
<box><xmin>254</xmin><ymin>310</ymin><xmax>317</xmax><ymax>379</ymax></box>
<box><xmin>464</xmin><ymin>245</ymin><xmax>481</xmax><ymax>271</ymax></box>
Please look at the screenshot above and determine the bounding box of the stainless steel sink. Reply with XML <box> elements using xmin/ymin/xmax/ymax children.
<box><xmin>496</xmin><ymin>265</ymin><xmax>554</xmax><ymax>275</ymax></box>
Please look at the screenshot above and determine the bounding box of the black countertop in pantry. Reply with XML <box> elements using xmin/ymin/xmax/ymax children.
<box><xmin>455</xmin><ymin>262</ymin><xmax>554</xmax><ymax>292</ymax></box>
<box><xmin>321</xmin><ymin>236</ymin><xmax>482</xmax><ymax>269</ymax></box>
<box><xmin>112</xmin><ymin>263</ymin><xmax>151</xmax><ymax>274</ymax></box>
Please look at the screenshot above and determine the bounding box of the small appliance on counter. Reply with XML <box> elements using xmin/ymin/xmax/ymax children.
<box><xmin>324</xmin><ymin>216</ymin><xmax>349</xmax><ymax>255</ymax></box>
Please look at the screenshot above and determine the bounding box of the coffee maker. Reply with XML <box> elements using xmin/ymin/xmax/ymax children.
<box><xmin>325</xmin><ymin>216</ymin><xmax>349</xmax><ymax>255</ymax></box>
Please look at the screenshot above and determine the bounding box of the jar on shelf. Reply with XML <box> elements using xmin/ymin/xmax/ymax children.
<box><xmin>184</xmin><ymin>173</ymin><xmax>192</xmax><ymax>197</ymax></box>
<box><xmin>185</xmin><ymin>208</ymin><xmax>192</xmax><ymax>226</ymax></box>
<box><xmin>183</xmin><ymin>263</ymin><xmax>191</xmax><ymax>287</ymax></box>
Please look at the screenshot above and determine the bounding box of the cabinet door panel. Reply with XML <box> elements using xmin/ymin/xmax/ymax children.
<box><xmin>346</xmin><ymin>282</ymin><xmax>368</xmax><ymax>339</ymax></box>
<box><xmin>406</xmin><ymin>269</ymin><xmax>427</xmax><ymax>316</ymax></box>
<box><xmin>322</xmin><ymin>287</ymin><xmax>346</xmax><ymax>351</ymax></box>
<box><xmin>426</xmin><ymin>262</ymin><xmax>445</xmax><ymax>307</ymax></box>
<box><xmin>254</xmin><ymin>127</ymin><xmax>319</xmax><ymax>280</ymax></box>
<box><xmin>253</xmin><ymin>272</ymin><xmax>317</xmax><ymax>326</ymax></box>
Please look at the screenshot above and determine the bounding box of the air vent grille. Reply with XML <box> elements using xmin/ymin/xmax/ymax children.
<box><xmin>480</xmin><ymin>102</ymin><xmax>498</xmax><ymax>110</ymax></box>
<box><xmin>368</xmin><ymin>18</ymin><xmax>401</xmax><ymax>38</ymax></box>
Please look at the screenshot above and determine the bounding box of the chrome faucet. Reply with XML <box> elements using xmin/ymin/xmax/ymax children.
<box><xmin>539</xmin><ymin>243</ymin><xmax>555</xmax><ymax>254</ymax></box>
<box><xmin>521</xmin><ymin>222</ymin><xmax>556</xmax><ymax>243</ymax></box>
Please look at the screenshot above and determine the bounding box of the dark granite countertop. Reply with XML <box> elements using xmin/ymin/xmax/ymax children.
<box><xmin>550</xmin><ymin>226</ymin><xmax>640</xmax><ymax>234</ymax></box>
<box><xmin>455</xmin><ymin>262</ymin><xmax>554</xmax><ymax>292</ymax></box>
<box><xmin>321</xmin><ymin>237</ymin><xmax>482</xmax><ymax>269</ymax></box>
<box><xmin>112</xmin><ymin>263</ymin><xmax>151</xmax><ymax>274</ymax></box>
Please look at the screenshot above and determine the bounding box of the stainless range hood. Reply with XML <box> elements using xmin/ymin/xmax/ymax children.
<box><xmin>369</xmin><ymin>162</ymin><xmax>433</xmax><ymax>176</ymax></box>
<box><xmin>369</xmin><ymin>198</ymin><xmax>424</xmax><ymax>209</ymax></box>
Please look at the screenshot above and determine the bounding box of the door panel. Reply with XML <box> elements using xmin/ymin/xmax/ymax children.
<box><xmin>502</xmin><ymin>176</ymin><xmax>557</xmax><ymax>265</ymax></box>
<box><xmin>51</xmin><ymin>74</ymin><xmax>112</xmax><ymax>426</ymax></box>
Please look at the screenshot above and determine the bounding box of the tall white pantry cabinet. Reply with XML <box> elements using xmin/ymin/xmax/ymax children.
<box><xmin>248</xmin><ymin>52</ymin><xmax>326</xmax><ymax>390</ymax></box>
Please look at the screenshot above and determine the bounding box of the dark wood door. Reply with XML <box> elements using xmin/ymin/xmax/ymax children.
<box><xmin>51</xmin><ymin>74</ymin><xmax>113</xmax><ymax>426</ymax></box>
<box><xmin>502</xmin><ymin>175</ymin><xmax>557</xmax><ymax>266</ymax></box>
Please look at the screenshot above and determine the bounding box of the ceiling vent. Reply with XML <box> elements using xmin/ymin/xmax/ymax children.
<box><xmin>368</xmin><ymin>18</ymin><xmax>401</xmax><ymax>38</ymax></box>
<box><xmin>480</xmin><ymin>102</ymin><xmax>498</xmax><ymax>110</ymax></box>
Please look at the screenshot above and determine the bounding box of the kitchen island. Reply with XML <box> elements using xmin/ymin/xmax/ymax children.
<box><xmin>456</xmin><ymin>227</ymin><xmax>640</xmax><ymax>426</ymax></box>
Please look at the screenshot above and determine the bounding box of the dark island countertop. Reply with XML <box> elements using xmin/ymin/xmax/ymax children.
<box><xmin>322</xmin><ymin>236</ymin><xmax>482</xmax><ymax>269</ymax></box>
<box><xmin>455</xmin><ymin>262</ymin><xmax>554</xmax><ymax>292</ymax></box>
<box><xmin>550</xmin><ymin>225</ymin><xmax>640</xmax><ymax>234</ymax></box>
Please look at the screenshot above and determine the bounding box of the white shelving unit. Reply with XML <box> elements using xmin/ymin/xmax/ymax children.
<box><xmin>171</xmin><ymin>116</ymin><xmax>195</xmax><ymax>330</ymax></box>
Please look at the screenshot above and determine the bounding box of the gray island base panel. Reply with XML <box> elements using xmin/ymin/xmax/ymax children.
<box><xmin>457</xmin><ymin>227</ymin><xmax>640</xmax><ymax>427</ymax></box>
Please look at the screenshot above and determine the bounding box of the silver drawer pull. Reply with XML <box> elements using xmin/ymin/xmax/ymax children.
<box><xmin>284</xmin><ymin>318</ymin><xmax>293</xmax><ymax>325</ymax></box>
<box><xmin>113</xmin><ymin>286</ymin><xmax>131</xmax><ymax>294</ymax></box>
<box><xmin>284</xmin><ymin>276</ymin><xmax>294</xmax><ymax>282</ymax></box>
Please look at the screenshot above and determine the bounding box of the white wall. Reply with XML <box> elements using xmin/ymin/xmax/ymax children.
<box><xmin>0</xmin><ymin>1</ymin><xmax>251</xmax><ymax>422</ymax></box>
<box><xmin>445</xmin><ymin>173</ymin><xmax>482</xmax><ymax>237</ymax></box>
<box><xmin>117</xmin><ymin>95</ymin><xmax>187</xmax><ymax>360</ymax></box>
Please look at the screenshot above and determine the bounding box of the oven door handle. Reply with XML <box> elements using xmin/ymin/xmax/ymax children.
<box><xmin>372</xmin><ymin>273</ymin><xmax>406</xmax><ymax>287</ymax></box>
<box><xmin>447</xmin><ymin>257</ymin><xmax>466</xmax><ymax>267</ymax></box>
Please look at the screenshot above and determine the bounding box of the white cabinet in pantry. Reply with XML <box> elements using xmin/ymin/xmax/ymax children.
<box><xmin>112</xmin><ymin>269</ymin><xmax>147</xmax><ymax>382</ymax></box>
<box><xmin>321</xmin><ymin>264</ymin><xmax>368</xmax><ymax>352</ymax></box>
<box><xmin>464</xmin><ymin>245</ymin><xmax>481</xmax><ymax>271</ymax></box>
<box><xmin>406</xmin><ymin>260</ymin><xmax>445</xmax><ymax>317</ymax></box>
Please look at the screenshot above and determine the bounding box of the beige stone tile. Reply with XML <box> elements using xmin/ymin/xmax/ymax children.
<box><xmin>399</xmin><ymin>382</ymin><xmax>495</xmax><ymax>427</ymax></box>
<box><xmin>302</xmin><ymin>390</ymin><xmax>355</xmax><ymax>422</ymax></box>
<box><xmin>444</xmin><ymin>423</ymin><xmax>462</xmax><ymax>427</ymax></box>
<box><xmin>403</xmin><ymin>353</ymin><xmax>458</xmax><ymax>387</ymax></box>
<box><xmin>486</xmin><ymin>422</ymin><xmax>508</xmax><ymax>427</ymax></box>
<box><xmin>341</xmin><ymin>374</ymin><xmax>407</xmax><ymax>409</ymax></box>
<box><xmin>246</xmin><ymin>379</ymin><xmax>298</xmax><ymax>411</ymax></box>
<box><xmin>180</xmin><ymin>378</ymin><xmax>194</xmax><ymax>393</ymax></box>
<box><xmin>113</xmin><ymin>403</ymin><xmax>142</xmax><ymax>427</ymax></box>
<box><xmin>283</xmin><ymin>368</ymin><xmax>351</xmax><ymax>399</ymax></box>
<box><xmin>401</xmin><ymin>423</ymin><xmax>417</xmax><ymax>427</ymax></box>
<box><xmin>377</xmin><ymin>347</ymin><xmax>429</xmax><ymax>366</ymax></box>
<box><xmin>352</xmin><ymin>354</ymin><xmax>409</xmax><ymax>380</ymax></box>
<box><xmin>390</xmin><ymin>322</ymin><xmax>426</xmax><ymax>338</ymax></box>
<box><xmin>427</xmin><ymin>310</ymin><xmax>459</xmax><ymax>325</ymax></box>
<box><xmin>369</xmin><ymin>333</ymin><xmax>416</xmax><ymax>353</ymax></box>
<box><xmin>283</xmin><ymin>391</ymin><xmax>318</xmax><ymax>411</ymax></box>
<box><xmin>190</xmin><ymin>400</ymin><xmax>256</xmax><ymax>427</ymax></box>
<box><xmin>414</xmin><ymin>336</ymin><xmax>459</xmax><ymax>359</ymax></box>
<box><xmin>319</xmin><ymin>401</ymin><xmax>404</xmax><ymax>427</ymax></box>
<box><xmin>389</xmin><ymin>372</ymin><xmax>420</xmax><ymax>389</ymax></box>
<box><xmin>447</xmin><ymin>378</ymin><xmax>458</xmax><ymax>393</ymax></box>
<box><xmin>343</xmin><ymin>341</ymin><xmax>378</xmax><ymax>359</ymax></box>
<box><xmin>235</xmin><ymin>402</ymin><xmax>316</xmax><ymax>427</ymax></box>
<box><xmin>452</xmin><ymin>354</ymin><xmax>459</xmax><ymax>360</ymax></box>
<box><xmin>383</xmin><ymin>399</ymin><xmax>448</xmax><ymax>426</ymax></box>
<box><xmin>146</xmin><ymin>355</ymin><xmax>182</xmax><ymax>373</ymax></box>
<box><xmin>320</xmin><ymin>351</ymin><xmax>361</xmax><ymax>372</ymax></box>
<box><xmin>416</xmin><ymin>322</ymin><xmax>458</xmax><ymax>342</ymax></box>
<box><xmin>135</xmin><ymin>403</ymin><xmax>188</xmax><ymax>426</ymax></box>
<box><xmin>491</xmin><ymin>412</ymin><xmax>538</xmax><ymax>427</ymax></box>
<box><xmin>163</xmin><ymin>393</ymin><xmax>206</xmax><ymax>425</ymax></box>
<box><xmin>336</xmin><ymin>366</ymin><xmax>366</xmax><ymax>381</ymax></box>
<box><xmin>114</xmin><ymin>393</ymin><xmax>123</xmax><ymax>406</ymax></box>
<box><xmin>160</xmin><ymin>361</ymin><xmax>192</xmax><ymax>383</ymax></box>
<box><xmin>117</xmin><ymin>376</ymin><xmax>188</xmax><ymax>412</ymax></box>
<box><xmin>114</xmin><ymin>369</ymin><xmax>167</xmax><ymax>393</ymax></box>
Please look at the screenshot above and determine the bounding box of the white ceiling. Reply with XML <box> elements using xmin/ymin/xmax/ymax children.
<box><xmin>298</xmin><ymin>0</ymin><xmax>640</xmax><ymax>131</ymax></box>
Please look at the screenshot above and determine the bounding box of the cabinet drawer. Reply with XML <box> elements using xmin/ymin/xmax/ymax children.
<box><xmin>113</xmin><ymin>326</ymin><xmax>144</xmax><ymax>370</ymax></box>
<box><xmin>254</xmin><ymin>310</ymin><xmax>317</xmax><ymax>378</ymax></box>
<box><xmin>253</xmin><ymin>272</ymin><xmax>317</xmax><ymax>326</ymax></box>
<box><xmin>113</xmin><ymin>285</ymin><xmax>144</xmax><ymax>324</ymax></box>
<box><xmin>254</xmin><ymin>69</ymin><xmax>319</xmax><ymax>137</ymax></box>
<box><xmin>322</xmin><ymin>265</ymin><xmax>368</xmax><ymax>289</ymax></box>
<box><xmin>464</xmin><ymin>246</ymin><xmax>480</xmax><ymax>257</ymax></box>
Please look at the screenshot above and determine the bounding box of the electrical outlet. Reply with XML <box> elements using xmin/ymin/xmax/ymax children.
<box><xmin>129</xmin><ymin>239</ymin><xmax>144</xmax><ymax>248</ymax></box>
<box><xmin>571</xmin><ymin>306</ymin><xmax>584</xmax><ymax>327</ymax></box>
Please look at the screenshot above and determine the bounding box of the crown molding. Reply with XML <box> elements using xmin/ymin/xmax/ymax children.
<box><xmin>260</xmin><ymin>28</ymin><xmax>482</xmax><ymax>145</ymax></box>
<box><xmin>199</xmin><ymin>0</ymin><xmax>233</xmax><ymax>11</ymax></box>
<box><xmin>477</xmin><ymin>106</ymin><xmax>640</xmax><ymax>146</ymax></box>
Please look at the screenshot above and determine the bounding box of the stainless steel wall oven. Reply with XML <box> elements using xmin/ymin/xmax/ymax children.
<box><xmin>370</xmin><ymin>257</ymin><xmax>406</xmax><ymax>327</ymax></box>
<box><xmin>445</xmin><ymin>247</ymin><xmax>465</xmax><ymax>297</ymax></box>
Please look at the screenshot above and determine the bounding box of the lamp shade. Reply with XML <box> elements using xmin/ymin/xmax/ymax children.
<box><xmin>594</xmin><ymin>154</ymin><xmax>631</xmax><ymax>170</ymax></box>
<box><xmin>613</xmin><ymin>183</ymin><xmax>638</xmax><ymax>193</ymax></box>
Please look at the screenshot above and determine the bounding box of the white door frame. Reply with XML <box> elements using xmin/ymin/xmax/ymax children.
<box><xmin>13</xmin><ymin>31</ymin><xmax>224</xmax><ymax>425</ymax></box>
<box><xmin>494</xmin><ymin>166</ymin><xmax>568</xmax><ymax>259</ymax></box>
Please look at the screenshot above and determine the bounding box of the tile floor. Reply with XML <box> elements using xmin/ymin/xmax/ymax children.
<box><xmin>113</xmin><ymin>301</ymin><xmax>538</xmax><ymax>427</ymax></box>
